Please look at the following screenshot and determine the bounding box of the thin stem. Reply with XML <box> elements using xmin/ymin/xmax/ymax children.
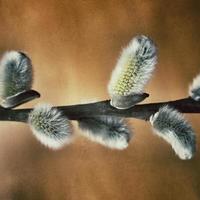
<box><xmin>1</xmin><ymin>97</ymin><xmax>200</xmax><ymax>123</ymax></box>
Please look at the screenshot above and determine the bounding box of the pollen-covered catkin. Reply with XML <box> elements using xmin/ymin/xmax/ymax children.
<box><xmin>108</xmin><ymin>35</ymin><xmax>157</xmax><ymax>109</ymax></box>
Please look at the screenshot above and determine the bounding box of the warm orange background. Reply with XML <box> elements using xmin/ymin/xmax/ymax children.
<box><xmin>0</xmin><ymin>0</ymin><xmax>200</xmax><ymax>199</ymax></box>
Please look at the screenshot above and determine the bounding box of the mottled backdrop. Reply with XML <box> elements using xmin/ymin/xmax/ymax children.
<box><xmin>0</xmin><ymin>0</ymin><xmax>200</xmax><ymax>199</ymax></box>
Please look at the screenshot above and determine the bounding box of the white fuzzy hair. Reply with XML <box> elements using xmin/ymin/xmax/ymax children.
<box><xmin>0</xmin><ymin>51</ymin><xmax>33</xmax><ymax>99</ymax></box>
<box><xmin>150</xmin><ymin>106</ymin><xmax>196</xmax><ymax>160</ymax></box>
<box><xmin>108</xmin><ymin>35</ymin><xmax>157</xmax><ymax>97</ymax></box>
<box><xmin>28</xmin><ymin>104</ymin><xmax>73</xmax><ymax>150</ymax></box>
<box><xmin>189</xmin><ymin>73</ymin><xmax>200</xmax><ymax>101</ymax></box>
<box><xmin>80</xmin><ymin>130</ymin><xmax>129</xmax><ymax>150</ymax></box>
<box><xmin>78</xmin><ymin>116</ymin><xmax>132</xmax><ymax>150</ymax></box>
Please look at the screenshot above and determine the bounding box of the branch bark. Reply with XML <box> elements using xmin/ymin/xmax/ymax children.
<box><xmin>1</xmin><ymin>97</ymin><xmax>200</xmax><ymax>123</ymax></box>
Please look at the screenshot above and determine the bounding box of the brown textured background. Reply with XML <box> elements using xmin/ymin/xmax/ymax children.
<box><xmin>0</xmin><ymin>0</ymin><xmax>200</xmax><ymax>199</ymax></box>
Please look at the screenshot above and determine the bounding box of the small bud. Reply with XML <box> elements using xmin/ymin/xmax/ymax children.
<box><xmin>150</xmin><ymin>105</ymin><xmax>196</xmax><ymax>160</ymax></box>
<box><xmin>189</xmin><ymin>74</ymin><xmax>200</xmax><ymax>101</ymax></box>
<box><xmin>28</xmin><ymin>104</ymin><xmax>73</xmax><ymax>150</ymax></box>
<box><xmin>0</xmin><ymin>51</ymin><xmax>33</xmax><ymax>100</ymax></box>
<box><xmin>78</xmin><ymin>116</ymin><xmax>132</xmax><ymax>150</ymax></box>
<box><xmin>108</xmin><ymin>35</ymin><xmax>157</xmax><ymax>109</ymax></box>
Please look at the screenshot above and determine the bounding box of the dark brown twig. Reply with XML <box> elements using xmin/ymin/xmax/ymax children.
<box><xmin>0</xmin><ymin>96</ymin><xmax>200</xmax><ymax>123</ymax></box>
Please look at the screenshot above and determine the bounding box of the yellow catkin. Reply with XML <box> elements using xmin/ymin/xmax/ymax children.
<box><xmin>114</xmin><ymin>58</ymin><xmax>139</xmax><ymax>95</ymax></box>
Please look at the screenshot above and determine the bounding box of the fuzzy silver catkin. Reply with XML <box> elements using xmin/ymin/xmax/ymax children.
<box><xmin>28</xmin><ymin>104</ymin><xmax>73</xmax><ymax>150</ymax></box>
<box><xmin>0</xmin><ymin>51</ymin><xmax>33</xmax><ymax>99</ymax></box>
<box><xmin>108</xmin><ymin>35</ymin><xmax>157</xmax><ymax>109</ymax></box>
<box><xmin>150</xmin><ymin>105</ymin><xmax>196</xmax><ymax>160</ymax></box>
<box><xmin>189</xmin><ymin>73</ymin><xmax>200</xmax><ymax>101</ymax></box>
<box><xmin>78</xmin><ymin>116</ymin><xmax>132</xmax><ymax>150</ymax></box>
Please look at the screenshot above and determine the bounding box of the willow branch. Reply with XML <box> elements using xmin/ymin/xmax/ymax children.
<box><xmin>0</xmin><ymin>96</ymin><xmax>200</xmax><ymax>123</ymax></box>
